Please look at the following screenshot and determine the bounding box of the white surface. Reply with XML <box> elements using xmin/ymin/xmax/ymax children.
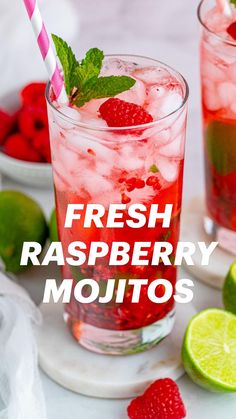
<box><xmin>37</xmin><ymin>301</ymin><xmax>195</xmax><ymax>398</ymax></box>
<box><xmin>2</xmin><ymin>0</ymin><xmax>236</xmax><ymax>418</ymax></box>
<box><xmin>182</xmin><ymin>197</ymin><xmax>236</xmax><ymax>289</ymax></box>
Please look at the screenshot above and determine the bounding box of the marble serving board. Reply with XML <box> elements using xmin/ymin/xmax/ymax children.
<box><xmin>37</xmin><ymin>300</ymin><xmax>196</xmax><ymax>399</ymax></box>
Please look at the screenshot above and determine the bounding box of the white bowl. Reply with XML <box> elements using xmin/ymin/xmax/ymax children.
<box><xmin>0</xmin><ymin>152</ymin><xmax>52</xmax><ymax>187</ymax></box>
<box><xmin>0</xmin><ymin>86</ymin><xmax>53</xmax><ymax>187</ymax></box>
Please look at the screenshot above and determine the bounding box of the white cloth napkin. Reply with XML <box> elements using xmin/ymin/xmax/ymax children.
<box><xmin>0</xmin><ymin>272</ymin><xmax>46</xmax><ymax>419</ymax></box>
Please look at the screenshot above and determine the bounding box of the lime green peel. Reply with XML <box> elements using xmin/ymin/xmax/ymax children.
<box><xmin>223</xmin><ymin>262</ymin><xmax>236</xmax><ymax>315</ymax></box>
<box><xmin>182</xmin><ymin>308</ymin><xmax>236</xmax><ymax>392</ymax></box>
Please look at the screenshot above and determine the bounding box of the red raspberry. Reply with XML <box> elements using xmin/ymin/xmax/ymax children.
<box><xmin>21</xmin><ymin>82</ymin><xmax>47</xmax><ymax>108</ymax></box>
<box><xmin>127</xmin><ymin>378</ymin><xmax>186</xmax><ymax>419</ymax></box>
<box><xmin>4</xmin><ymin>133</ymin><xmax>42</xmax><ymax>162</ymax></box>
<box><xmin>18</xmin><ymin>107</ymin><xmax>48</xmax><ymax>138</ymax></box>
<box><xmin>227</xmin><ymin>22</ymin><xmax>236</xmax><ymax>40</ymax></box>
<box><xmin>33</xmin><ymin>129</ymin><xmax>51</xmax><ymax>163</ymax></box>
<box><xmin>99</xmin><ymin>98</ymin><xmax>153</xmax><ymax>128</ymax></box>
<box><xmin>121</xmin><ymin>193</ymin><xmax>131</xmax><ymax>204</ymax></box>
<box><xmin>0</xmin><ymin>109</ymin><xmax>15</xmax><ymax>145</ymax></box>
<box><xmin>126</xmin><ymin>177</ymin><xmax>137</xmax><ymax>192</ymax></box>
<box><xmin>135</xmin><ymin>178</ymin><xmax>145</xmax><ymax>189</ymax></box>
<box><xmin>146</xmin><ymin>175</ymin><xmax>161</xmax><ymax>190</ymax></box>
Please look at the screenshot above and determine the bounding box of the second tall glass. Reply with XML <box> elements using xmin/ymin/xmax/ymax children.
<box><xmin>198</xmin><ymin>0</ymin><xmax>236</xmax><ymax>253</ymax></box>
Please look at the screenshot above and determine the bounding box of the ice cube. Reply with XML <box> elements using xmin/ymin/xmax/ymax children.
<box><xmin>80</xmin><ymin>116</ymin><xmax>108</xmax><ymax>129</ymax></box>
<box><xmin>58</xmin><ymin>143</ymin><xmax>79</xmax><ymax>168</ymax></box>
<box><xmin>117</xmin><ymin>144</ymin><xmax>144</xmax><ymax>170</ymax></box>
<box><xmin>202</xmin><ymin>61</ymin><xmax>225</xmax><ymax>82</ymax></box>
<box><xmin>82</xmin><ymin>171</ymin><xmax>113</xmax><ymax>196</ymax></box>
<box><xmin>92</xmin><ymin>190</ymin><xmax>120</xmax><ymax>207</ymax></box>
<box><xmin>133</xmin><ymin>66</ymin><xmax>172</xmax><ymax>85</ymax></box>
<box><xmin>170</xmin><ymin>108</ymin><xmax>187</xmax><ymax>137</ymax></box>
<box><xmin>215</xmin><ymin>43</ymin><xmax>236</xmax><ymax>65</ymax></box>
<box><xmin>159</xmin><ymin>133</ymin><xmax>185</xmax><ymax>159</ymax></box>
<box><xmin>68</xmin><ymin>130</ymin><xmax>118</xmax><ymax>161</ymax></box>
<box><xmin>156</xmin><ymin>156</ymin><xmax>179</xmax><ymax>182</ymax></box>
<box><xmin>155</xmin><ymin>128</ymin><xmax>171</xmax><ymax>145</ymax></box>
<box><xmin>96</xmin><ymin>161</ymin><xmax>112</xmax><ymax>176</ymax></box>
<box><xmin>227</xmin><ymin>61</ymin><xmax>236</xmax><ymax>84</ymax></box>
<box><xmin>217</xmin><ymin>82</ymin><xmax>236</xmax><ymax>107</ymax></box>
<box><xmin>117</xmin><ymin>79</ymin><xmax>146</xmax><ymax>106</ymax></box>
<box><xmin>56</xmin><ymin>105</ymin><xmax>81</xmax><ymax>129</ymax></box>
<box><xmin>129</xmin><ymin>186</ymin><xmax>156</xmax><ymax>204</ymax></box>
<box><xmin>159</xmin><ymin>92</ymin><xmax>183</xmax><ymax>117</ymax></box>
<box><xmin>146</xmin><ymin>86</ymin><xmax>166</xmax><ymax>119</ymax></box>
<box><xmin>53</xmin><ymin>169</ymin><xmax>69</xmax><ymax>192</ymax></box>
<box><xmin>101</xmin><ymin>58</ymin><xmax>138</xmax><ymax>76</ymax></box>
<box><xmin>203</xmin><ymin>80</ymin><xmax>221</xmax><ymax>111</ymax></box>
<box><xmin>81</xmin><ymin>98</ymin><xmax>107</xmax><ymax>116</ymax></box>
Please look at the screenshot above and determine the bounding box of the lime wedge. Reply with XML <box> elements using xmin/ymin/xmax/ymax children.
<box><xmin>182</xmin><ymin>309</ymin><xmax>236</xmax><ymax>392</ymax></box>
<box><xmin>223</xmin><ymin>262</ymin><xmax>236</xmax><ymax>315</ymax></box>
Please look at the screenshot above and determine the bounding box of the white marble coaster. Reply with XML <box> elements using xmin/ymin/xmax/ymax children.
<box><xmin>37</xmin><ymin>301</ymin><xmax>196</xmax><ymax>399</ymax></box>
<box><xmin>181</xmin><ymin>197</ymin><xmax>235</xmax><ymax>289</ymax></box>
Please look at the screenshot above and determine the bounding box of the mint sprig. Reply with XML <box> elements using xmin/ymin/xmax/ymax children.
<box><xmin>74</xmin><ymin>75</ymin><xmax>136</xmax><ymax>107</ymax></box>
<box><xmin>51</xmin><ymin>35</ymin><xmax>79</xmax><ymax>96</ymax></box>
<box><xmin>230</xmin><ymin>0</ymin><xmax>236</xmax><ymax>6</ymax></box>
<box><xmin>52</xmin><ymin>34</ymin><xmax>136</xmax><ymax>107</ymax></box>
<box><xmin>78</xmin><ymin>48</ymin><xmax>104</xmax><ymax>86</ymax></box>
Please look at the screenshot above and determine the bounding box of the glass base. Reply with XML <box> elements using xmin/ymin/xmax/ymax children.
<box><xmin>204</xmin><ymin>215</ymin><xmax>236</xmax><ymax>256</ymax></box>
<box><xmin>64</xmin><ymin>309</ymin><xmax>175</xmax><ymax>355</ymax></box>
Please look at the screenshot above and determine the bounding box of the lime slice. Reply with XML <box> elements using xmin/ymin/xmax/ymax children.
<box><xmin>182</xmin><ymin>309</ymin><xmax>236</xmax><ymax>392</ymax></box>
<box><xmin>223</xmin><ymin>262</ymin><xmax>236</xmax><ymax>315</ymax></box>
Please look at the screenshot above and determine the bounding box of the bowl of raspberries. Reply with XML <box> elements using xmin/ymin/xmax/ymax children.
<box><xmin>0</xmin><ymin>82</ymin><xmax>52</xmax><ymax>187</ymax></box>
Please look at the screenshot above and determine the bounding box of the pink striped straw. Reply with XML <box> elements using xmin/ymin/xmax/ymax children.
<box><xmin>23</xmin><ymin>0</ymin><xmax>67</xmax><ymax>103</ymax></box>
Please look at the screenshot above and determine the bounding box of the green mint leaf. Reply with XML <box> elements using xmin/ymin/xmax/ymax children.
<box><xmin>149</xmin><ymin>164</ymin><xmax>159</xmax><ymax>173</ymax></box>
<box><xmin>52</xmin><ymin>34</ymin><xmax>79</xmax><ymax>96</ymax></box>
<box><xmin>52</xmin><ymin>34</ymin><xmax>136</xmax><ymax>106</ymax></box>
<box><xmin>74</xmin><ymin>75</ymin><xmax>136</xmax><ymax>107</ymax></box>
<box><xmin>230</xmin><ymin>0</ymin><xmax>236</xmax><ymax>6</ymax></box>
<box><xmin>77</xmin><ymin>48</ymin><xmax>104</xmax><ymax>86</ymax></box>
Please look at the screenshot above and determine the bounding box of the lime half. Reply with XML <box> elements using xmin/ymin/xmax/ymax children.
<box><xmin>223</xmin><ymin>262</ymin><xmax>236</xmax><ymax>315</ymax></box>
<box><xmin>182</xmin><ymin>308</ymin><xmax>236</xmax><ymax>392</ymax></box>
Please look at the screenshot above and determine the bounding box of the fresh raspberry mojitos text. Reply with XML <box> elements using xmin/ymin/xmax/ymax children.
<box><xmin>199</xmin><ymin>0</ymin><xmax>236</xmax><ymax>252</ymax></box>
<box><xmin>47</xmin><ymin>39</ymin><xmax>188</xmax><ymax>354</ymax></box>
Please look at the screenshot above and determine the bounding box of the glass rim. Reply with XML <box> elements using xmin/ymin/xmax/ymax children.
<box><xmin>45</xmin><ymin>54</ymin><xmax>189</xmax><ymax>133</ymax></box>
<box><xmin>197</xmin><ymin>0</ymin><xmax>236</xmax><ymax>47</ymax></box>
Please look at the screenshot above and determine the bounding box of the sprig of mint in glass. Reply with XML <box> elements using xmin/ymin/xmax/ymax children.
<box><xmin>52</xmin><ymin>35</ymin><xmax>136</xmax><ymax>107</ymax></box>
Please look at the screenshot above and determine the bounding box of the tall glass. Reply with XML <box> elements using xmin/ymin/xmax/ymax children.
<box><xmin>46</xmin><ymin>55</ymin><xmax>188</xmax><ymax>355</ymax></box>
<box><xmin>198</xmin><ymin>0</ymin><xmax>236</xmax><ymax>253</ymax></box>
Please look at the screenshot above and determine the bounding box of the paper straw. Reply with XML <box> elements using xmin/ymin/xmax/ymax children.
<box><xmin>23</xmin><ymin>0</ymin><xmax>67</xmax><ymax>103</ymax></box>
<box><xmin>216</xmin><ymin>0</ymin><xmax>232</xmax><ymax>17</ymax></box>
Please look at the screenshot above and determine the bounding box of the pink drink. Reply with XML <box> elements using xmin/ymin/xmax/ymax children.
<box><xmin>47</xmin><ymin>55</ymin><xmax>188</xmax><ymax>354</ymax></box>
<box><xmin>199</xmin><ymin>0</ymin><xmax>236</xmax><ymax>253</ymax></box>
